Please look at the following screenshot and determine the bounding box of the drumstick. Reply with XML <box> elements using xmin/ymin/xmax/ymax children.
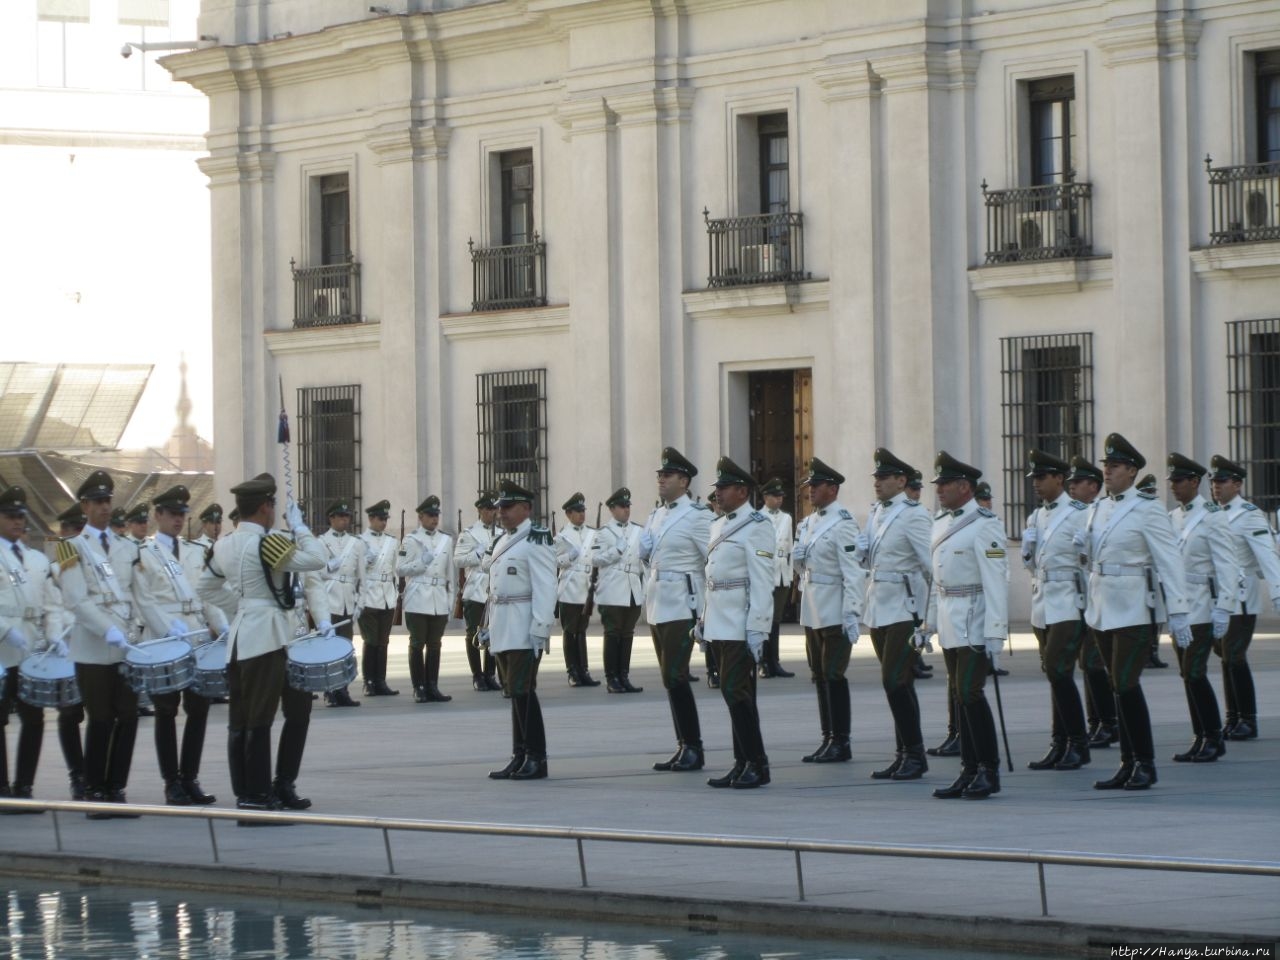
<box><xmin>135</xmin><ymin>628</ymin><xmax>211</xmax><ymax>647</ymax></box>
<box><xmin>30</xmin><ymin>624</ymin><xmax>75</xmax><ymax>663</ymax></box>
<box><xmin>284</xmin><ymin>618</ymin><xmax>352</xmax><ymax>646</ymax></box>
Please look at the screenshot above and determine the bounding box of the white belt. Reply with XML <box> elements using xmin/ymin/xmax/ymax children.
<box><xmin>1185</xmin><ymin>573</ymin><xmax>1212</xmax><ymax>586</ymax></box>
<box><xmin>373</xmin><ymin>574</ymin><xmax>396</xmax><ymax>582</ymax></box>
<box><xmin>22</xmin><ymin>608</ymin><xmax>41</xmax><ymax>622</ymax></box>
<box><xmin>493</xmin><ymin>594</ymin><xmax>532</xmax><ymax>605</ymax></box>
<box><xmin>1041</xmin><ymin>568</ymin><xmax>1081</xmax><ymax>583</ymax></box>
<box><xmin>707</xmin><ymin>578</ymin><xmax>749</xmax><ymax>591</ymax></box>
<box><xmin>805</xmin><ymin>572</ymin><xmax>842</xmax><ymax>586</ymax></box>
<box><xmin>411</xmin><ymin>577</ymin><xmax>448</xmax><ymax>587</ymax></box>
<box><xmin>651</xmin><ymin>569</ymin><xmax>696</xmax><ymax>582</ymax></box>
<box><xmin>871</xmin><ymin>570</ymin><xmax>913</xmax><ymax>583</ymax></box>
<box><xmin>239</xmin><ymin>597</ymin><xmax>279</xmax><ymax>610</ymax></box>
<box><xmin>160</xmin><ymin>600</ymin><xmax>200</xmax><ymax>615</ymax></box>
<box><xmin>1092</xmin><ymin>563</ymin><xmax>1145</xmax><ymax>577</ymax></box>
<box><xmin>937</xmin><ymin>584</ymin><xmax>983</xmax><ymax>597</ymax></box>
<box><xmin>331</xmin><ymin>575</ymin><xmax>353</xmax><ymax>583</ymax></box>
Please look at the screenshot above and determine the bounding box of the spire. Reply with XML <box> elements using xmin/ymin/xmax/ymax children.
<box><xmin>176</xmin><ymin>353</ymin><xmax>192</xmax><ymax>430</ymax></box>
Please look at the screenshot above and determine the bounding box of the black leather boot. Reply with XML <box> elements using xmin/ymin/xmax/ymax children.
<box><xmin>1093</xmin><ymin>762</ymin><xmax>1135</xmax><ymax>790</ymax></box>
<box><xmin>620</xmin><ymin>674</ymin><xmax>643</xmax><ymax>693</ymax></box>
<box><xmin>731</xmin><ymin>758</ymin><xmax>770</xmax><ymax>789</ymax></box>
<box><xmin>1027</xmin><ymin>740</ymin><xmax>1066</xmax><ymax>771</ymax></box>
<box><xmin>1054</xmin><ymin>738</ymin><xmax>1090</xmax><ymax>770</ymax></box>
<box><xmin>932</xmin><ymin>767</ymin><xmax>976</xmax><ymax>799</ymax></box>
<box><xmin>424</xmin><ymin>645</ymin><xmax>448</xmax><ymax>701</ymax></box>
<box><xmin>472</xmin><ymin>674</ymin><xmax>489</xmax><ymax>692</ymax></box>
<box><xmin>891</xmin><ymin>745</ymin><xmax>928</xmax><ymax>781</ymax></box>
<box><xmin>803</xmin><ymin>737</ymin><xmax>832</xmax><ymax>763</ymax></box>
<box><xmin>1123</xmin><ymin>761</ymin><xmax>1158</xmax><ymax>790</ymax></box>
<box><xmin>962</xmin><ymin>764</ymin><xmax>999</xmax><ymax>799</ymax></box>
<box><xmin>489</xmin><ymin>753</ymin><xmax>525</xmax><ymax>780</ymax></box>
<box><xmin>1227</xmin><ymin>716</ymin><xmax>1257</xmax><ymax>741</ymax></box>
<box><xmin>870</xmin><ymin>751</ymin><xmax>903</xmax><ymax>779</ymax></box>
<box><xmin>653</xmin><ymin>744</ymin><xmax>684</xmax><ymax>771</ymax></box>
<box><xmin>272</xmin><ymin>778</ymin><xmax>312</xmax><ymax>810</ymax></box>
<box><xmin>927</xmin><ymin>732</ymin><xmax>960</xmax><ymax>757</ymax></box>
<box><xmin>707</xmin><ymin>762</ymin><xmax>744</xmax><ymax>788</ymax></box>
<box><xmin>164</xmin><ymin>779</ymin><xmax>193</xmax><ymax>805</ymax></box>
<box><xmin>813</xmin><ymin>738</ymin><xmax>850</xmax><ymax>763</ymax></box>
<box><xmin>1173</xmin><ymin>736</ymin><xmax>1204</xmax><ymax>763</ymax></box>
<box><xmin>566</xmin><ymin>665</ymin><xmax>583</xmax><ymax>687</ymax></box>
<box><xmin>181</xmin><ymin>779</ymin><xmax>216</xmax><ymax>804</ymax></box>
<box><xmin>671</xmin><ymin>744</ymin><xmax>705</xmax><ymax>771</ymax></box>
<box><xmin>510</xmin><ymin>754</ymin><xmax>548</xmax><ymax>780</ymax></box>
<box><xmin>606</xmin><ymin>675</ymin><xmax>626</xmax><ymax>694</ymax></box>
<box><xmin>705</xmin><ymin>669</ymin><xmax>720</xmax><ymax>689</ymax></box>
<box><xmin>575</xmin><ymin>632</ymin><xmax>600</xmax><ymax>686</ymax></box>
<box><xmin>1192</xmin><ymin>734</ymin><xmax>1225</xmax><ymax>762</ymax></box>
<box><xmin>1088</xmin><ymin>721</ymin><xmax>1119</xmax><ymax>748</ymax></box>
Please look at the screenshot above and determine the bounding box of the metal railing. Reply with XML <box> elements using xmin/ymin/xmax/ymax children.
<box><xmin>469</xmin><ymin>236</ymin><xmax>547</xmax><ymax>312</ymax></box>
<box><xmin>290</xmin><ymin>256</ymin><xmax>362</xmax><ymax>328</ymax></box>
<box><xmin>703</xmin><ymin>208</ymin><xmax>807</xmax><ymax>288</ymax></box>
<box><xmin>981</xmin><ymin>179</ymin><xmax>1093</xmax><ymax>264</ymax></box>
<box><xmin>1206</xmin><ymin>156</ymin><xmax>1280</xmax><ymax>245</ymax></box>
<box><xmin>3</xmin><ymin>799</ymin><xmax>1277</xmax><ymax>920</ymax></box>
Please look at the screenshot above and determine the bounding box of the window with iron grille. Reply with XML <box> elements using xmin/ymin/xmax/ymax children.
<box><xmin>1000</xmin><ymin>333</ymin><xmax>1094</xmax><ymax>538</ymax></box>
<box><xmin>296</xmin><ymin>385</ymin><xmax>361</xmax><ymax>532</ymax></box>
<box><xmin>477</xmin><ymin>370</ymin><xmax>547</xmax><ymax>521</ymax></box>
<box><xmin>1227</xmin><ymin>319</ymin><xmax>1280</xmax><ymax>514</ymax></box>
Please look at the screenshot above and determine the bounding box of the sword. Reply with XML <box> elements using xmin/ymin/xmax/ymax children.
<box><xmin>989</xmin><ymin>652</ymin><xmax>1013</xmax><ymax>772</ymax></box>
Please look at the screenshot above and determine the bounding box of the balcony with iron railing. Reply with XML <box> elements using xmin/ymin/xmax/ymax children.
<box><xmin>469</xmin><ymin>235</ymin><xmax>547</xmax><ymax>312</ymax></box>
<box><xmin>980</xmin><ymin>179</ymin><xmax>1093</xmax><ymax>264</ymax></box>
<box><xmin>703</xmin><ymin>209</ymin><xmax>808</xmax><ymax>288</ymax></box>
<box><xmin>1206</xmin><ymin>156</ymin><xmax>1280</xmax><ymax>245</ymax></box>
<box><xmin>290</xmin><ymin>256</ymin><xmax>361</xmax><ymax>328</ymax></box>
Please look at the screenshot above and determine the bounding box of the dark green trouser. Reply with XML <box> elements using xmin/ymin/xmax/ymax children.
<box><xmin>651</xmin><ymin>620</ymin><xmax>701</xmax><ymax>747</ymax></box>
<box><xmin>1032</xmin><ymin>619</ymin><xmax>1087</xmax><ymax>743</ymax></box>
<box><xmin>870</xmin><ymin>620</ymin><xmax>922</xmax><ymax>749</ymax></box>
<box><xmin>1094</xmin><ymin>624</ymin><xmax>1155</xmax><ymax>763</ymax></box>
<box><xmin>713</xmin><ymin>640</ymin><xmax>765</xmax><ymax>762</ymax></box>
<box><xmin>1</xmin><ymin>666</ymin><xmax>45</xmax><ymax>788</ymax></box>
<box><xmin>358</xmin><ymin>606</ymin><xmax>395</xmax><ymax>681</ymax></box>
<box><xmin>942</xmin><ymin>646</ymin><xmax>998</xmax><ymax>769</ymax></box>
<box><xmin>1077</xmin><ymin>627</ymin><xmax>1116</xmax><ymax>725</ymax></box>
<box><xmin>406</xmin><ymin>612</ymin><xmax>449</xmax><ymax>691</ymax></box>
<box><xmin>151</xmin><ymin>687</ymin><xmax>211</xmax><ymax>782</ymax></box>
<box><xmin>1177</xmin><ymin>622</ymin><xmax>1221</xmax><ymax>738</ymax></box>
<box><xmin>805</xmin><ymin>625</ymin><xmax>851</xmax><ymax>741</ymax></box>
<box><xmin>559</xmin><ymin>602</ymin><xmax>591</xmax><ymax>675</ymax></box>
<box><xmin>497</xmin><ymin>649</ymin><xmax>545</xmax><ymax>757</ymax></box>
<box><xmin>1215</xmin><ymin>613</ymin><xmax>1256</xmax><ymax>721</ymax></box>
<box><xmin>76</xmin><ymin>662</ymin><xmax>138</xmax><ymax>793</ymax></box>
<box><xmin>601</xmin><ymin>603</ymin><xmax>641</xmax><ymax>679</ymax></box>
<box><xmin>462</xmin><ymin>600</ymin><xmax>495</xmax><ymax>679</ymax></box>
<box><xmin>227</xmin><ymin>648</ymin><xmax>286</xmax><ymax>732</ymax></box>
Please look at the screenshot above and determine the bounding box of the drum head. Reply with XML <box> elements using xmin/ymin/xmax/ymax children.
<box><xmin>127</xmin><ymin>638</ymin><xmax>193</xmax><ymax>665</ymax></box>
<box><xmin>288</xmin><ymin>635</ymin><xmax>355</xmax><ymax>665</ymax></box>
<box><xmin>194</xmin><ymin>639</ymin><xmax>227</xmax><ymax>670</ymax></box>
<box><xmin>20</xmin><ymin>652</ymin><xmax>77</xmax><ymax>681</ymax></box>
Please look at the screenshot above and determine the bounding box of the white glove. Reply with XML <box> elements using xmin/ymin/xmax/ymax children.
<box><xmin>689</xmin><ymin>621</ymin><xmax>706</xmax><ymax>652</ymax></box>
<box><xmin>792</xmin><ymin>543</ymin><xmax>809</xmax><ymax>565</ymax></box>
<box><xmin>567</xmin><ymin>544</ymin><xmax>580</xmax><ymax>562</ymax></box>
<box><xmin>354</xmin><ymin>605</ymin><xmax>364</xmax><ymax>622</ymax></box>
<box><xmin>475</xmin><ymin>627</ymin><xmax>491</xmax><ymax>650</ymax></box>
<box><xmin>854</xmin><ymin>533</ymin><xmax>869</xmax><ymax>554</ymax></box>
<box><xmin>285</xmin><ymin>499</ymin><xmax>307</xmax><ymax>533</ymax></box>
<box><xmin>1168</xmin><ymin>612</ymin><xmax>1192</xmax><ymax>649</ymax></box>
<box><xmin>745</xmin><ymin>630</ymin><xmax>767</xmax><ymax>662</ymax></box>
<box><xmin>910</xmin><ymin>628</ymin><xmax>933</xmax><ymax>652</ymax></box>
<box><xmin>1072</xmin><ymin>531</ymin><xmax>1085</xmax><ymax>550</ymax></box>
<box><xmin>638</xmin><ymin>530</ymin><xmax>654</xmax><ymax>561</ymax></box>
<box><xmin>985</xmin><ymin>636</ymin><xmax>1005</xmax><ymax>656</ymax></box>
<box><xmin>365</xmin><ymin>551</ymin><xmax>376</xmax><ymax>567</ymax></box>
<box><xmin>3</xmin><ymin>625</ymin><xmax>30</xmax><ymax>653</ymax></box>
<box><xmin>1211</xmin><ymin>607</ymin><xmax>1231</xmax><ymax>641</ymax></box>
<box><xmin>1021</xmin><ymin>527</ymin><xmax>1038</xmax><ymax>547</ymax></box>
<box><xmin>325</xmin><ymin>557</ymin><xmax>342</xmax><ymax>573</ymax></box>
<box><xmin>842</xmin><ymin>617</ymin><xmax>860</xmax><ymax>644</ymax></box>
<box><xmin>47</xmin><ymin>636</ymin><xmax>69</xmax><ymax>658</ymax></box>
<box><xmin>531</xmin><ymin>634</ymin><xmax>549</xmax><ymax>658</ymax></box>
<box><xmin>168</xmin><ymin>619</ymin><xmax>189</xmax><ymax>639</ymax></box>
<box><xmin>104</xmin><ymin>626</ymin><xmax>129</xmax><ymax>650</ymax></box>
<box><xmin>318</xmin><ymin>619</ymin><xmax>336</xmax><ymax>638</ymax></box>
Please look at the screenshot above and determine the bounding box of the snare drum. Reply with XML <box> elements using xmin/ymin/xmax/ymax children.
<box><xmin>286</xmin><ymin>634</ymin><xmax>357</xmax><ymax>694</ymax></box>
<box><xmin>191</xmin><ymin>639</ymin><xmax>228</xmax><ymax>699</ymax></box>
<box><xmin>18</xmin><ymin>652</ymin><xmax>81</xmax><ymax>708</ymax></box>
<box><xmin>123</xmin><ymin>638</ymin><xmax>195</xmax><ymax>696</ymax></box>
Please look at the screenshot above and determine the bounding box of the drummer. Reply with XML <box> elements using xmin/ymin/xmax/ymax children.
<box><xmin>132</xmin><ymin>484</ymin><xmax>228</xmax><ymax>807</ymax></box>
<box><xmin>1</xmin><ymin>487</ymin><xmax>72</xmax><ymax>809</ymax></box>
<box><xmin>197</xmin><ymin>473</ymin><xmax>327</xmax><ymax>818</ymax></box>
<box><xmin>51</xmin><ymin>504</ymin><xmax>88</xmax><ymax>800</ymax></box>
<box><xmin>57</xmin><ymin>470</ymin><xmax>144</xmax><ymax>818</ymax></box>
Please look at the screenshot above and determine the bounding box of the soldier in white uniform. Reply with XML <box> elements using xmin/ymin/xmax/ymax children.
<box><xmin>791</xmin><ymin>458</ymin><xmax>865</xmax><ymax>767</ymax></box>
<box><xmin>124</xmin><ymin>502</ymin><xmax>150</xmax><ymax>545</ymax></box>
<box><xmin>595</xmin><ymin>487</ymin><xmax>645</xmax><ymax>694</ymax></box>
<box><xmin>1165</xmin><ymin>454</ymin><xmax>1236</xmax><ymax>763</ymax></box>
<box><xmin>483</xmin><ymin>479</ymin><xmax>557</xmax><ymax>781</ymax></box>
<box><xmin>49</xmin><ymin>504</ymin><xmax>89</xmax><ymax>798</ymax></box>
<box><xmin>197</xmin><ymin>473</ymin><xmax>327</xmax><ymax>815</ymax></box>
<box><xmin>1020</xmin><ymin>451</ymin><xmax>1092</xmax><ymax>772</ymax></box>
<box><xmin>554</xmin><ymin>493</ymin><xmax>600</xmax><ymax>688</ymax></box>
<box><xmin>759</xmin><ymin>478</ymin><xmax>795</xmax><ymax>679</ymax></box>
<box><xmin>455</xmin><ymin>492</ymin><xmax>501</xmax><ymax>692</ymax></box>
<box><xmin>640</xmin><ymin>448</ymin><xmax>712</xmax><ymax>772</ymax></box>
<box><xmin>700</xmin><ymin>457</ymin><xmax>776</xmax><ymax>790</ymax></box>
<box><xmin>397</xmin><ymin>495</ymin><xmax>455</xmax><ymax>703</ymax></box>
<box><xmin>357</xmin><ymin>499</ymin><xmax>400</xmax><ymax>697</ymax></box>
<box><xmin>924</xmin><ymin>453</ymin><xmax>1009</xmax><ymax>801</ymax></box>
<box><xmin>188</xmin><ymin>503</ymin><xmax>222</xmax><ymax>552</ymax></box>
<box><xmin>1209</xmin><ymin>454</ymin><xmax>1280</xmax><ymax>742</ymax></box>
<box><xmin>56</xmin><ymin>471</ymin><xmax>148</xmax><ymax>817</ymax></box>
<box><xmin>862</xmin><ymin>449</ymin><xmax>933</xmax><ymax>780</ymax></box>
<box><xmin>0</xmin><ymin>487</ymin><xmax>72</xmax><ymax>806</ymax></box>
<box><xmin>1079</xmin><ymin>434</ymin><xmax>1191</xmax><ymax>792</ymax></box>
<box><xmin>132</xmin><ymin>484</ymin><xmax>228</xmax><ymax>805</ymax></box>
<box><xmin>317</xmin><ymin>500</ymin><xmax>361</xmax><ymax>707</ymax></box>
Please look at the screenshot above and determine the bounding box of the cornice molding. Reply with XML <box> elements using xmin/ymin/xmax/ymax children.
<box><xmin>967</xmin><ymin>256</ymin><xmax>1113</xmax><ymax>299</ymax></box>
<box><xmin>439</xmin><ymin>304</ymin><xmax>571</xmax><ymax>341</ymax></box>
<box><xmin>265</xmin><ymin>321</ymin><xmax>382</xmax><ymax>356</ymax></box>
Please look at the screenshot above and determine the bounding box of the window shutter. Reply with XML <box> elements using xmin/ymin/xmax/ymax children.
<box><xmin>118</xmin><ymin>0</ymin><xmax>170</xmax><ymax>27</ymax></box>
<box><xmin>37</xmin><ymin>0</ymin><xmax>90</xmax><ymax>23</ymax></box>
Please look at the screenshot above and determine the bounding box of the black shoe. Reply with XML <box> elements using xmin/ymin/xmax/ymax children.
<box><xmin>620</xmin><ymin>675</ymin><xmax>643</xmax><ymax>693</ymax></box>
<box><xmin>472</xmin><ymin>675</ymin><xmax>489</xmax><ymax>692</ymax></box>
<box><xmin>3</xmin><ymin>785</ymin><xmax>41</xmax><ymax>815</ymax></box>
<box><xmin>1054</xmin><ymin>739</ymin><xmax>1090</xmax><ymax>770</ymax></box>
<box><xmin>933</xmin><ymin>769</ymin><xmax>975</xmax><ymax>799</ymax></box>
<box><xmin>771</xmin><ymin>662</ymin><xmax>795</xmax><ymax>678</ymax></box>
<box><xmin>802</xmin><ymin>738</ymin><xmax>832</xmax><ymax>763</ymax></box>
<box><xmin>181</xmin><ymin>779</ymin><xmax>217</xmax><ymax>805</ymax></box>
<box><xmin>138</xmin><ymin>705</ymin><xmax>155</xmax><ymax>718</ymax></box>
<box><xmin>327</xmin><ymin>687</ymin><xmax>361</xmax><ymax>707</ymax></box>
<box><xmin>927</xmin><ymin>732</ymin><xmax>960</xmax><ymax>758</ymax></box>
<box><xmin>1173</xmin><ymin>736</ymin><xmax>1204</xmax><ymax>763</ymax></box>
<box><xmin>671</xmin><ymin>746</ymin><xmax>705</xmax><ymax>772</ymax></box>
<box><xmin>104</xmin><ymin>789</ymin><xmax>140</xmax><ymax>819</ymax></box>
<box><xmin>1227</xmin><ymin>718</ymin><xmax>1257</xmax><ymax>741</ymax></box>
<box><xmin>606</xmin><ymin>675</ymin><xmax>626</xmax><ymax>694</ymax></box>
<box><xmin>706</xmin><ymin>671</ymin><xmax>720</xmax><ymax>690</ymax></box>
<box><xmin>164</xmin><ymin>780</ymin><xmax>193</xmax><ymax>806</ymax></box>
<box><xmin>1147</xmin><ymin>652</ymin><xmax>1168</xmax><ymax>669</ymax></box>
<box><xmin>510</xmin><ymin>756</ymin><xmax>548</xmax><ymax>780</ymax></box>
<box><xmin>813</xmin><ymin>739</ymin><xmax>851</xmax><ymax>764</ymax></box>
<box><xmin>653</xmin><ymin>746</ymin><xmax>684</xmax><ymax>771</ymax></box>
<box><xmin>363</xmin><ymin>680</ymin><xmax>379</xmax><ymax>697</ymax></box>
<box><xmin>707</xmin><ymin>763</ymin><xmax>745</xmax><ymax>788</ymax></box>
<box><xmin>85</xmin><ymin>788</ymin><xmax>114</xmax><ymax>820</ymax></box>
<box><xmin>489</xmin><ymin>754</ymin><xmax>526</xmax><ymax>780</ymax></box>
<box><xmin>1123</xmin><ymin>761</ymin><xmax>1157</xmax><ymax>790</ymax></box>
<box><xmin>426</xmin><ymin>685</ymin><xmax>453</xmax><ymax>703</ymax></box>
<box><xmin>1222</xmin><ymin>717</ymin><xmax>1238</xmax><ymax>738</ymax></box>
<box><xmin>236</xmin><ymin>795</ymin><xmax>291</xmax><ymax>826</ymax></box>
<box><xmin>1192</xmin><ymin>735</ymin><xmax>1225</xmax><ymax>763</ymax></box>
<box><xmin>414</xmin><ymin>686</ymin><xmax>431</xmax><ymax>703</ymax></box>
<box><xmin>962</xmin><ymin>765</ymin><xmax>998</xmax><ymax>799</ymax></box>
<box><xmin>891</xmin><ymin>747</ymin><xmax>928</xmax><ymax>781</ymax></box>
<box><xmin>577</xmin><ymin>671</ymin><xmax>601</xmax><ymax>687</ymax></box>
<box><xmin>273</xmin><ymin>779</ymin><xmax>312</xmax><ymax>810</ymax></box>
<box><xmin>1088</xmin><ymin>722</ymin><xmax>1119</xmax><ymax>749</ymax></box>
<box><xmin>485</xmin><ymin>675</ymin><xmax>503</xmax><ymax>692</ymax></box>
<box><xmin>731</xmin><ymin>761</ymin><xmax>770</xmax><ymax>789</ymax></box>
<box><xmin>374</xmin><ymin>680</ymin><xmax>399</xmax><ymax>696</ymax></box>
<box><xmin>1027</xmin><ymin>741</ymin><xmax>1066</xmax><ymax>771</ymax></box>
<box><xmin>1093</xmin><ymin>762</ymin><xmax>1134</xmax><ymax>790</ymax></box>
<box><xmin>68</xmin><ymin>773</ymin><xmax>86</xmax><ymax>802</ymax></box>
<box><xmin>870</xmin><ymin>753</ymin><xmax>903</xmax><ymax>779</ymax></box>
<box><xmin>566</xmin><ymin>667</ymin><xmax>583</xmax><ymax>687</ymax></box>
<box><xmin>757</xmin><ymin>662</ymin><xmax>776</xmax><ymax>679</ymax></box>
<box><xmin>912</xmin><ymin>660</ymin><xmax>933</xmax><ymax>679</ymax></box>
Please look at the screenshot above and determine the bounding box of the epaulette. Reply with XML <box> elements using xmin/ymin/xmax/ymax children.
<box><xmin>977</xmin><ymin>507</ymin><xmax>996</xmax><ymax>518</ymax></box>
<box><xmin>529</xmin><ymin>526</ymin><xmax>552</xmax><ymax>545</ymax></box>
<box><xmin>1069</xmin><ymin>500</ymin><xmax>1087</xmax><ymax>510</ymax></box>
<box><xmin>55</xmin><ymin>538</ymin><xmax>79</xmax><ymax>571</ymax></box>
<box><xmin>692</xmin><ymin>502</ymin><xmax>709</xmax><ymax>511</ymax></box>
<box><xmin>260</xmin><ymin>533</ymin><xmax>297</xmax><ymax>572</ymax></box>
<box><xmin>904</xmin><ymin>499</ymin><xmax>920</xmax><ymax>507</ymax></box>
<box><xmin>749</xmin><ymin>511</ymin><xmax>766</xmax><ymax>522</ymax></box>
<box><xmin>1137</xmin><ymin>492</ymin><xmax>1156</xmax><ymax>501</ymax></box>
<box><xmin>1242</xmin><ymin>502</ymin><xmax>1259</xmax><ymax>511</ymax></box>
<box><xmin>838</xmin><ymin>509</ymin><xmax>853</xmax><ymax>520</ymax></box>
<box><xmin>1204</xmin><ymin>502</ymin><xmax>1221</xmax><ymax>513</ymax></box>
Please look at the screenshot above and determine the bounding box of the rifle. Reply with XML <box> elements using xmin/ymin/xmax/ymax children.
<box><xmin>392</xmin><ymin>509</ymin><xmax>406</xmax><ymax>626</ymax></box>
<box><xmin>583</xmin><ymin>501</ymin><xmax>603</xmax><ymax>619</ymax></box>
<box><xmin>452</xmin><ymin>508</ymin><xmax>465</xmax><ymax>620</ymax></box>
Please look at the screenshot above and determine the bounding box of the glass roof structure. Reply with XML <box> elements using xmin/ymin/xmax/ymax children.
<box><xmin>0</xmin><ymin>362</ymin><xmax>152</xmax><ymax>452</ymax></box>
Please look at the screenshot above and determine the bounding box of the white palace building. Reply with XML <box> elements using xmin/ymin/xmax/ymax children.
<box><xmin>168</xmin><ymin>0</ymin><xmax>1280</xmax><ymax>615</ymax></box>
